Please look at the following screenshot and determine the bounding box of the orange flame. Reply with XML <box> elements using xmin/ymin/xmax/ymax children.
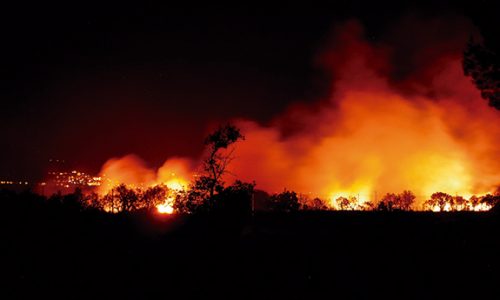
<box><xmin>226</xmin><ymin>20</ymin><xmax>500</xmax><ymax>208</ymax></box>
<box><xmin>157</xmin><ymin>197</ymin><xmax>175</xmax><ymax>214</ymax></box>
<box><xmin>96</xmin><ymin>18</ymin><xmax>500</xmax><ymax>211</ymax></box>
<box><xmin>98</xmin><ymin>156</ymin><xmax>192</xmax><ymax>213</ymax></box>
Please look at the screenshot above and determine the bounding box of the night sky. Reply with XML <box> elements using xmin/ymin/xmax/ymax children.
<box><xmin>1</xmin><ymin>1</ymin><xmax>498</xmax><ymax>181</ymax></box>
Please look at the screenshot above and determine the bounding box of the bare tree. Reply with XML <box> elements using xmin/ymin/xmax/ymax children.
<box><xmin>201</xmin><ymin>124</ymin><xmax>244</xmax><ymax>198</ymax></box>
<box><xmin>173</xmin><ymin>124</ymin><xmax>245</xmax><ymax>214</ymax></box>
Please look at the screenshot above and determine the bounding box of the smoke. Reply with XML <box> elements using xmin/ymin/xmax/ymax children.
<box><xmin>227</xmin><ymin>18</ymin><xmax>500</xmax><ymax>205</ymax></box>
<box><xmin>99</xmin><ymin>17</ymin><xmax>500</xmax><ymax>207</ymax></box>
<box><xmin>99</xmin><ymin>154</ymin><xmax>194</xmax><ymax>194</ymax></box>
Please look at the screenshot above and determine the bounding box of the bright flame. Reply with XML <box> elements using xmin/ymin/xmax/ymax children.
<box><xmin>473</xmin><ymin>203</ymin><xmax>492</xmax><ymax>212</ymax></box>
<box><xmin>155</xmin><ymin>178</ymin><xmax>186</xmax><ymax>214</ymax></box>
<box><xmin>428</xmin><ymin>202</ymin><xmax>492</xmax><ymax>212</ymax></box>
<box><xmin>226</xmin><ymin>20</ymin><xmax>500</xmax><ymax>208</ymax></box>
<box><xmin>165</xmin><ymin>178</ymin><xmax>187</xmax><ymax>191</ymax></box>
<box><xmin>328</xmin><ymin>182</ymin><xmax>372</xmax><ymax>209</ymax></box>
<box><xmin>157</xmin><ymin>201</ymin><xmax>174</xmax><ymax>214</ymax></box>
<box><xmin>94</xmin><ymin>18</ymin><xmax>500</xmax><ymax>212</ymax></box>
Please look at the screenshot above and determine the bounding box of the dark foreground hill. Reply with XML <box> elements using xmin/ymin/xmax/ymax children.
<box><xmin>1</xmin><ymin>192</ymin><xmax>499</xmax><ymax>299</ymax></box>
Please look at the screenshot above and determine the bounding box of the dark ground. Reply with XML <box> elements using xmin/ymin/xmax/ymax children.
<box><xmin>1</xmin><ymin>192</ymin><xmax>499</xmax><ymax>299</ymax></box>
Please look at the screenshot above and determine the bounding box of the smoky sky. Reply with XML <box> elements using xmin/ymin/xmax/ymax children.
<box><xmin>1</xmin><ymin>1</ymin><xmax>499</xmax><ymax>181</ymax></box>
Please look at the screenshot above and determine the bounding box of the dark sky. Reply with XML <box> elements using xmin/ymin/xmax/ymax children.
<box><xmin>1</xmin><ymin>1</ymin><xmax>498</xmax><ymax>181</ymax></box>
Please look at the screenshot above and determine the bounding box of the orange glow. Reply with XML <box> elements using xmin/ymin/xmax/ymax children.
<box><xmin>472</xmin><ymin>203</ymin><xmax>492</xmax><ymax>212</ymax></box>
<box><xmin>226</xmin><ymin>21</ymin><xmax>500</xmax><ymax>209</ymax></box>
<box><xmin>165</xmin><ymin>178</ymin><xmax>187</xmax><ymax>191</ymax></box>
<box><xmin>94</xmin><ymin>20</ymin><xmax>500</xmax><ymax>212</ymax></box>
<box><xmin>157</xmin><ymin>199</ymin><xmax>175</xmax><ymax>214</ymax></box>
<box><xmin>427</xmin><ymin>202</ymin><xmax>491</xmax><ymax>212</ymax></box>
<box><xmin>98</xmin><ymin>156</ymin><xmax>193</xmax><ymax>194</ymax></box>
<box><xmin>96</xmin><ymin>157</ymin><xmax>193</xmax><ymax>214</ymax></box>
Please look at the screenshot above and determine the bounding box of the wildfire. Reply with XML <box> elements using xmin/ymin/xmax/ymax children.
<box><xmin>165</xmin><ymin>177</ymin><xmax>187</xmax><ymax>191</ymax></box>
<box><xmin>428</xmin><ymin>202</ymin><xmax>492</xmax><ymax>212</ymax></box>
<box><xmin>226</xmin><ymin>20</ymin><xmax>500</xmax><ymax>208</ymax></box>
<box><xmin>157</xmin><ymin>197</ymin><xmax>175</xmax><ymax>214</ymax></box>
<box><xmin>93</xmin><ymin>19</ymin><xmax>500</xmax><ymax>212</ymax></box>
<box><xmin>472</xmin><ymin>203</ymin><xmax>492</xmax><ymax>212</ymax></box>
<box><xmin>156</xmin><ymin>178</ymin><xmax>187</xmax><ymax>214</ymax></box>
<box><xmin>95</xmin><ymin>157</ymin><xmax>192</xmax><ymax>214</ymax></box>
<box><xmin>328</xmin><ymin>183</ymin><xmax>372</xmax><ymax>209</ymax></box>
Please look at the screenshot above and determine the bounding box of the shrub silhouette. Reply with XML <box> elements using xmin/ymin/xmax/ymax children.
<box><xmin>269</xmin><ymin>190</ymin><xmax>300</xmax><ymax>212</ymax></box>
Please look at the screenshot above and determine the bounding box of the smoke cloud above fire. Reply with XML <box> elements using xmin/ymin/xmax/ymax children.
<box><xmin>99</xmin><ymin>17</ymin><xmax>500</xmax><ymax>207</ymax></box>
<box><xmin>99</xmin><ymin>155</ymin><xmax>193</xmax><ymax>194</ymax></box>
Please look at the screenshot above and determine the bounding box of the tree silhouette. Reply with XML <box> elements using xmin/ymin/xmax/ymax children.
<box><xmin>377</xmin><ymin>200</ymin><xmax>389</xmax><ymax>211</ymax></box>
<box><xmin>202</xmin><ymin>124</ymin><xmax>245</xmax><ymax>199</ymax></box>
<box><xmin>452</xmin><ymin>196</ymin><xmax>467</xmax><ymax>211</ymax></box>
<box><xmin>335</xmin><ymin>196</ymin><xmax>351</xmax><ymax>210</ymax></box>
<box><xmin>312</xmin><ymin>197</ymin><xmax>329</xmax><ymax>210</ymax></box>
<box><xmin>114</xmin><ymin>184</ymin><xmax>140</xmax><ymax>212</ymax></box>
<box><xmin>480</xmin><ymin>194</ymin><xmax>500</xmax><ymax>207</ymax></box>
<box><xmin>334</xmin><ymin>196</ymin><xmax>362</xmax><ymax>210</ymax></box>
<box><xmin>379</xmin><ymin>193</ymin><xmax>398</xmax><ymax>211</ymax></box>
<box><xmin>141</xmin><ymin>185</ymin><xmax>167</xmax><ymax>210</ymax></box>
<box><xmin>469</xmin><ymin>195</ymin><xmax>480</xmax><ymax>209</ymax></box>
<box><xmin>84</xmin><ymin>192</ymin><xmax>103</xmax><ymax>210</ymax></box>
<box><xmin>361</xmin><ymin>201</ymin><xmax>375</xmax><ymax>211</ymax></box>
<box><xmin>173</xmin><ymin>190</ymin><xmax>196</xmax><ymax>214</ymax></box>
<box><xmin>399</xmin><ymin>190</ymin><xmax>416</xmax><ymax>211</ymax></box>
<box><xmin>61</xmin><ymin>187</ymin><xmax>84</xmax><ymax>211</ymax></box>
<box><xmin>47</xmin><ymin>191</ymin><xmax>64</xmax><ymax>210</ymax></box>
<box><xmin>300</xmin><ymin>195</ymin><xmax>329</xmax><ymax>211</ymax></box>
<box><xmin>424</xmin><ymin>192</ymin><xmax>453</xmax><ymax>211</ymax></box>
<box><xmin>102</xmin><ymin>191</ymin><xmax>120</xmax><ymax>213</ymax></box>
<box><xmin>212</xmin><ymin>180</ymin><xmax>255</xmax><ymax>216</ymax></box>
<box><xmin>175</xmin><ymin>124</ymin><xmax>245</xmax><ymax>214</ymax></box>
<box><xmin>379</xmin><ymin>191</ymin><xmax>415</xmax><ymax>211</ymax></box>
<box><xmin>269</xmin><ymin>190</ymin><xmax>300</xmax><ymax>212</ymax></box>
<box><xmin>463</xmin><ymin>38</ymin><xmax>500</xmax><ymax>109</ymax></box>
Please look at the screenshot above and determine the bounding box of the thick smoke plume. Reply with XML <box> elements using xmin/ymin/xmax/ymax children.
<box><xmin>100</xmin><ymin>17</ymin><xmax>500</xmax><ymax>207</ymax></box>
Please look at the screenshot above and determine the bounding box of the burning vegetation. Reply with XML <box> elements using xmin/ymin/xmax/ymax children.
<box><xmin>49</xmin><ymin>18</ymin><xmax>500</xmax><ymax>214</ymax></box>
<box><xmin>81</xmin><ymin>117</ymin><xmax>500</xmax><ymax>214</ymax></box>
<box><xmin>227</xmin><ymin>20</ymin><xmax>500</xmax><ymax>211</ymax></box>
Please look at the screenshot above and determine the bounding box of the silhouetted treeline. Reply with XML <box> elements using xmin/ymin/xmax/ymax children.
<box><xmin>2</xmin><ymin>187</ymin><xmax>500</xmax><ymax>299</ymax></box>
<box><xmin>7</xmin><ymin>185</ymin><xmax>499</xmax><ymax>216</ymax></box>
<box><xmin>5</xmin><ymin>124</ymin><xmax>500</xmax><ymax>216</ymax></box>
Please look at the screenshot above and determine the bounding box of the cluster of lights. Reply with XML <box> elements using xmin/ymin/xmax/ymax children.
<box><xmin>0</xmin><ymin>180</ymin><xmax>29</xmax><ymax>185</ymax></box>
<box><xmin>47</xmin><ymin>170</ymin><xmax>101</xmax><ymax>188</ymax></box>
